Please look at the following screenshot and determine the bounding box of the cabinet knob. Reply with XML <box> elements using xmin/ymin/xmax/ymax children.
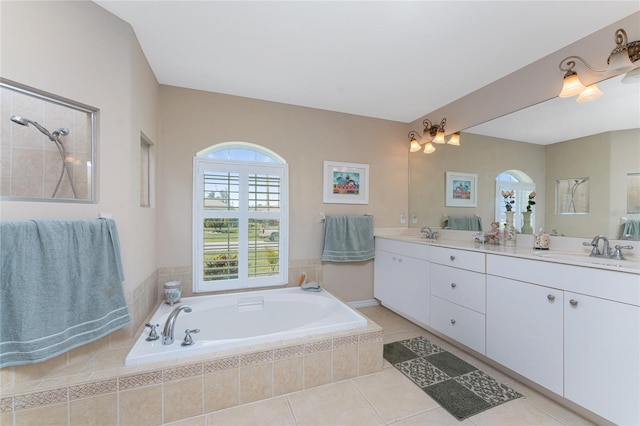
<box><xmin>569</xmin><ymin>299</ymin><xmax>578</xmax><ymax>307</ymax></box>
<box><xmin>451</xmin><ymin>283</ymin><xmax>457</xmax><ymax>288</ymax></box>
<box><xmin>450</xmin><ymin>255</ymin><xmax>456</xmax><ymax>261</ymax></box>
<box><xmin>398</xmin><ymin>258</ymin><xmax>403</xmax><ymax>263</ymax></box>
<box><xmin>450</xmin><ymin>319</ymin><xmax>456</xmax><ymax>325</ymax></box>
<box><xmin>392</xmin><ymin>256</ymin><xmax>397</xmax><ymax>261</ymax></box>
<box><xmin>547</xmin><ymin>294</ymin><xmax>555</xmax><ymax>301</ymax></box>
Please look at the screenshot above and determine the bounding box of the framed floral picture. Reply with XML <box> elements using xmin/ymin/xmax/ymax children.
<box><xmin>323</xmin><ymin>161</ymin><xmax>369</xmax><ymax>204</ymax></box>
<box><xmin>445</xmin><ymin>171</ymin><xmax>477</xmax><ymax>207</ymax></box>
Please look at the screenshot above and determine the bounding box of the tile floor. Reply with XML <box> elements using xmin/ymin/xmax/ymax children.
<box><xmin>165</xmin><ymin>305</ymin><xmax>594</xmax><ymax>426</ymax></box>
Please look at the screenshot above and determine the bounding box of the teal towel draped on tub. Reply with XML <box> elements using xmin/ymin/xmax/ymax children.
<box><xmin>321</xmin><ymin>215</ymin><xmax>374</xmax><ymax>262</ymax></box>
<box><xmin>0</xmin><ymin>218</ymin><xmax>130</xmax><ymax>367</ymax></box>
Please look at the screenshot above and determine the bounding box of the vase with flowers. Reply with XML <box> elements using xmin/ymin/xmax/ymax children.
<box><xmin>501</xmin><ymin>190</ymin><xmax>516</xmax><ymax>246</ymax></box>
<box><xmin>522</xmin><ymin>191</ymin><xmax>536</xmax><ymax>234</ymax></box>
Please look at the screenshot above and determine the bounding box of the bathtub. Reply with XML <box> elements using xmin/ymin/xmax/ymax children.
<box><xmin>125</xmin><ymin>287</ymin><xmax>368</xmax><ymax>366</ymax></box>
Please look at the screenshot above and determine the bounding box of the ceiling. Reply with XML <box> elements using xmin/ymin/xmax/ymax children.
<box><xmin>94</xmin><ymin>1</ymin><xmax>639</xmax><ymax>123</ymax></box>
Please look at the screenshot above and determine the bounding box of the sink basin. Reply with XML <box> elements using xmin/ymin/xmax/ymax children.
<box><xmin>533</xmin><ymin>251</ymin><xmax>636</xmax><ymax>268</ymax></box>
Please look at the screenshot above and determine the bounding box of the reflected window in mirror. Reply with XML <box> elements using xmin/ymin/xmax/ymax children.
<box><xmin>495</xmin><ymin>170</ymin><xmax>536</xmax><ymax>233</ymax></box>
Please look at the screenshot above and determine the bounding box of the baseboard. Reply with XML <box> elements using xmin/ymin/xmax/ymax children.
<box><xmin>348</xmin><ymin>298</ymin><xmax>380</xmax><ymax>308</ymax></box>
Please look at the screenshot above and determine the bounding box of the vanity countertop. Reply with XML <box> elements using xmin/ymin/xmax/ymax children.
<box><xmin>375</xmin><ymin>234</ymin><xmax>640</xmax><ymax>275</ymax></box>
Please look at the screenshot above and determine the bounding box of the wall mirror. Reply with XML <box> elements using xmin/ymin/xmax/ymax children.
<box><xmin>1</xmin><ymin>79</ymin><xmax>97</xmax><ymax>203</ymax></box>
<box><xmin>409</xmin><ymin>73</ymin><xmax>640</xmax><ymax>240</ymax></box>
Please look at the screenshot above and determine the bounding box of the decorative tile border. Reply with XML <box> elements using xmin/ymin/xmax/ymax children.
<box><xmin>3</xmin><ymin>327</ymin><xmax>382</xmax><ymax>419</ymax></box>
<box><xmin>203</xmin><ymin>356</ymin><xmax>239</xmax><ymax>373</ymax></box>
<box><xmin>240</xmin><ymin>350</ymin><xmax>274</xmax><ymax>367</ymax></box>
<box><xmin>274</xmin><ymin>344</ymin><xmax>305</xmax><ymax>361</ymax></box>
<box><xmin>334</xmin><ymin>335</ymin><xmax>359</xmax><ymax>349</ymax></box>
<box><xmin>118</xmin><ymin>371</ymin><xmax>163</xmax><ymax>391</ymax></box>
<box><xmin>163</xmin><ymin>363</ymin><xmax>203</xmax><ymax>382</ymax></box>
<box><xmin>305</xmin><ymin>339</ymin><xmax>333</xmax><ymax>354</ymax></box>
<box><xmin>13</xmin><ymin>388</ymin><xmax>67</xmax><ymax>411</ymax></box>
<box><xmin>0</xmin><ymin>397</ymin><xmax>13</xmax><ymax>413</ymax></box>
<box><xmin>69</xmin><ymin>379</ymin><xmax>117</xmax><ymax>400</ymax></box>
<box><xmin>359</xmin><ymin>330</ymin><xmax>383</xmax><ymax>344</ymax></box>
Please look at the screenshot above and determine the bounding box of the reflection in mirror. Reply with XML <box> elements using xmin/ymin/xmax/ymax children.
<box><xmin>556</xmin><ymin>178</ymin><xmax>589</xmax><ymax>215</ymax></box>
<box><xmin>1</xmin><ymin>79</ymin><xmax>97</xmax><ymax>202</ymax></box>
<box><xmin>408</xmin><ymin>74</ymin><xmax>640</xmax><ymax>240</ymax></box>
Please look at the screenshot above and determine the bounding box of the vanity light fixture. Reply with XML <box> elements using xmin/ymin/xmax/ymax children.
<box><xmin>559</xmin><ymin>28</ymin><xmax>639</xmax><ymax>102</ymax></box>
<box><xmin>407</xmin><ymin>118</ymin><xmax>460</xmax><ymax>154</ymax></box>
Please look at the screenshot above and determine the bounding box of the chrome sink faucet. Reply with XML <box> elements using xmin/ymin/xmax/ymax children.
<box><xmin>420</xmin><ymin>226</ymin><xmax>438</xmax><ymax>240</ymax></box>
<box><xmin>162</xmin><ymin>305</ymin><xmax>192</xmax><ymax>345</ymax></box>
<box><xmin>584</xmin><ymin>235</ymin><xmax>610</xmax><ymax>257</ymax></box>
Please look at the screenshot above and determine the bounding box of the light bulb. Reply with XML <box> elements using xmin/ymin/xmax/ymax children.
<box><xmin>423</xmin><ymin>142</ymin><xmax>435</xmax><ymax>154</ymax></box>
<box><xmin>559</xmin><ymin>72</ymin><xmax>586</xmax><ymax>98</ymax></box>
<box><xmin>576</xmin><ymin>84</ymin><xmax>603</xmax><ymax>103</ymax></box>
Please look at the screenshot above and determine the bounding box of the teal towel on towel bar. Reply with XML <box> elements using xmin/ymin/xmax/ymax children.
<box><xmin>0</xmin><ymin>218</ymin><xmax>130</xmax><ymax>368</ymax></box>
<box><xmin>622</xmin><ymin>219</ymin><xmax>640</xmax><ymax>240</ymax></box>
<box><xmin>321</xmin><ymin>215</ymin><xmax>374</xmax><ymax>262</ymax></box>
<box><xmin>446</xmin><ymin>216</ymin><xmax>483</xmax><ymax>231</ymax></box>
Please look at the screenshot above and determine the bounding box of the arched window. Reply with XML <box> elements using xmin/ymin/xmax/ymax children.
<box><xmin>193</xmin><ymin>142</ymin><xmax>288</xmax><ymax>292</ymax></box>
<box><xmin>495</xmin><ymin>170</ymin><xmax>536</xmax><ymax>232</ymax></box>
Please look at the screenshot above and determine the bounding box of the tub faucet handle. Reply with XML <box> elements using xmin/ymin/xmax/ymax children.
<box><xmin>145</xmin><ymin>323</ymin><xmax>160</xmax><ymax>341</ymax></box>
<box><xmin>181</xmin><ymin>328</ymin><xmax>200</xmax><ymax>346</ymax></box>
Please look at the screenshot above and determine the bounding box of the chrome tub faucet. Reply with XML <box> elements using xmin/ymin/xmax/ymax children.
<box><xmin>162</xmin><ymin>305</ymin><xmax>192</xmax><ymax>345</ymax></box>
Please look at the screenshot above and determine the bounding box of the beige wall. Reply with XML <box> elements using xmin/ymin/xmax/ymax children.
<box><xmin>157</xmin><ymin>85</ymin><xmax>408</xmax><ymax>302</ymax></box>
<box><xmin>0</xmin><ymin>0</ymin><xmax>159</xmax><ymax>321</ymax></box>
<box><xmin>409</xmin><ymin>132</ymin><xmax>546</xmax><ymax>231</ymax></box>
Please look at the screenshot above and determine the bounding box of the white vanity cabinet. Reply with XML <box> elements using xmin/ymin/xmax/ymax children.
<box><xmin>564</xmin><ymin>292</ymin><xmax>640</xmax><ymax>426</ymax></box>
<box><xmin>486</xmin><ymin>254</ymin><xmax>640</xmax><ymax>425</ymax></box>
<box><xmin>430</xmin><ymin>247</ymin><xmax>486</xmax><ymax>354</ymax></box>
<box><xmin>486</xmin><ymin>275</ymin><xmax>564</xmax><ymax>395</ymax></box>
<box><xmin>373</xmin><ymin>238</ymin><xmax>430</xmax><ymax>326</ymax></box>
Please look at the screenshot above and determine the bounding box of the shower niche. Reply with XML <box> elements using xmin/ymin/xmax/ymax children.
<box><xmin>1</xmin><ymin>79</ymin><xmax>97</xmax><ymax>202</ymax></box>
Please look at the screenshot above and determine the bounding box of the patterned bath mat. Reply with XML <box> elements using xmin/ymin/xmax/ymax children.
<box><xmin>383</xmin><ymin>336</ymin><xmax>522</xmax><ymax>421</ymax></box>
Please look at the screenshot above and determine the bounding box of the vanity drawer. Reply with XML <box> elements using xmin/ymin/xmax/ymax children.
<box><xmin>431</xmin><ymin>296</ymin><xmax>486</xmax><ymax>355</ymax></box>
<box><xmin>375</xmin><ymin>237</ymin><xmax>430</xmax><ymax>259</ymax></box>
<box><xmin>430</xmin><ymin>246</ymin><xmax>485</xmax><ymax>272</ymax></box>
<box><xmin>486</xmin><ymin>255</ymin><xmax>640</xmax><ymax>306</ymax></box>
<box><xmin>431</xmin><ymin>264</ymin><xmax>486</xmax><ymax>313</ymax></box>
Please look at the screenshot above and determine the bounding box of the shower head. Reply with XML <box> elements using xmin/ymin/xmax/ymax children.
<box><xmin>10</xmin><ymin>115</ymin><xmax>29</xmax><ymax>126</ymax></box>
<box><xmin>9</xmin><ymin>115</ymin><xmax>55</xmax><ymax>141</ymax></box>
<box><xmin>574</xmin><ymin>178</ymin><xmax>588</xmax><ymax>185</ymax></box>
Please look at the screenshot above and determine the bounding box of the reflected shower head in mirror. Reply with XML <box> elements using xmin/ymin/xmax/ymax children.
<box><xmin>9</xmin><ymin>115</ymin><xmax>77</xmax><ymax>198</ymax></box>
<box><xmin>10</xmin><ymin>115</ymin><xmax>57</xmax><ymax>141</ymax></box>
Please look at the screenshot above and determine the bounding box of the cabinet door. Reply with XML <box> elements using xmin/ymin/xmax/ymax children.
<box><xmin>486</xmin><ymin>275</ymin><xmax>563</xmax><ymax>395</ymax></box>
<box><xmin>397</xmin><ymin>255</ymin><xmax>430</xmax><ymax>326</ymax></box>
<box><xmin>564</xmin><ymin>293</ymin><xmax>640</xmax><ymax>425</ymax></box>
<box><xmin>374</xmin><ymin>249</ymin><xmax>398</xmax><ymax>310</ymax></box>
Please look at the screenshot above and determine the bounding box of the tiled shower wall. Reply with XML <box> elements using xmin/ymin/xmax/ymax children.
<box><xmin>0</xmin><ymin>85</ymin><xmax>92</xmax><ymax>199</ymax></box>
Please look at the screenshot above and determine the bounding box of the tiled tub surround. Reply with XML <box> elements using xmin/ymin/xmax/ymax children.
<box><xmin>0</xmin><ymin>261</ymin><xmax>324</xmax><ymax>397</ymax></box>
<box><xmin>0</xmin><ymin>324</ymin><xmax>382</xmax><ymax>425</ymax></box>
<box><xmin>0</xmin><ymin>259</ymin><xmax>381</xmax><ymax>425</ymax></box>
